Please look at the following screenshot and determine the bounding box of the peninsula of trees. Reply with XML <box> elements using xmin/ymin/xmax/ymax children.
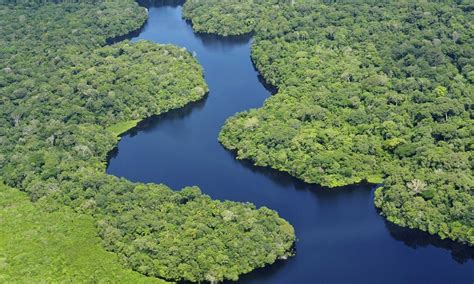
<box><xmin>0</xmin><ymin>1</ymin><xmax>295</xmax><ymax>282</ymax></box>
<box><xmin>183</xmin><ymin>0</ymin><xmax>473</xmax><ymax>245</ymax></box>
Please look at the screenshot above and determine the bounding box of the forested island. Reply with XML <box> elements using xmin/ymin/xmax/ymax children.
<box><xmin>0</xmin><ymin>1</ymin><xmax>295</xmax><ymax>282</ymax></box>
<box><xmin>183</xmin><ymin>0</ymin><xmax>473</xmax><ymax>245</ymax></box>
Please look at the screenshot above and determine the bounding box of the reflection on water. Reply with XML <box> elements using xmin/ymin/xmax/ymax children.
<box><xmin>108</xmin><ymin>2</ymin><xmax>474</xmax><ymax>283</ymax></box>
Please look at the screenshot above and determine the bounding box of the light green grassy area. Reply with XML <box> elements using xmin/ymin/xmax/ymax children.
<box><xmin>0</xmin><ymin>183</ymin><xmax>168</xmax><ymax>283</ymax></box>
<box><xmin>366</xmin><ymin>175</ymin><xmax>384</xmax><ymax>184</ymax></box>
<box><xmin>106</xmin><ymin>119</ymin><xmax>142</xmax><ymax>138</ymax></box>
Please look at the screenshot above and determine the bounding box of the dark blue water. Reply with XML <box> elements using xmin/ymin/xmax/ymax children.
<box><xmin>107</xmin><ymin>3</ymin><xmax>474</xmax><ymax>283</ymax></box>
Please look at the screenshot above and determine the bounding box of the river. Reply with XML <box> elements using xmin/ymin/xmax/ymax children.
<box><xmin>107</xmin><ymin>2</ymin><xmax>474</xmax><ymax>283</ymax></box>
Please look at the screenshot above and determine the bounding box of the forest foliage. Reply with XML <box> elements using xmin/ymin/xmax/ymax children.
<box><xmin>0</xmin><ymin>183</ymin><xmax>165</xmax><ymax>283</ymax></box>
<box><xmin>183</xmin><ymin>0</ymin><xmax>474</xmax><ymax>244</ymax></box>
<box><xmin>0</xmin><ymin>1</ymin><xmax>295</xmax><ymax>282</ymax></box>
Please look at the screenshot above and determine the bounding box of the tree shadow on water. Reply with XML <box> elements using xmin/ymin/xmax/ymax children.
<box><xmin>127</xmin><ymin>96</ymin><xmax>208</xmax><ymax>137</ymax></box>
<box><xmin>137</xmin><ymin>0</ymin><xmax>184</xmax><ymax>8</ymax></box>
<box><xmin>225</xmin><ymin>257</ymin><xmax>293</xmax><ymax>284</ymax></box>
<box><xmin>384</xmin><ymin>220</ymin><xmax>474</xmax><ymax>264</ymax></box>
<box><xmin>191</xmin><ymin>30</ymin><xmax>253</xmax><ymax>50</ymax></box>
<box><xmin>106</xmin><ymin>96</ymin><xmax>208</xmax><ymax>164</ymax></box>
<box><xmin>223</xmin><ymin>147</ymin><xmax>372</xmax><ymax>194</ymax></box>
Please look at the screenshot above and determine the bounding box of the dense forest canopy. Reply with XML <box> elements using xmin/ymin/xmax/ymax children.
<box><xmin>0</xmin><ymin>183</ymin><xmax>165</xmax><ymax>283</ymax></box>
<box><xmin>183</xmin><ymin>0</ymin><xmax>474</xmax><ymax>244</ymax></box>
<box><xmin>0</xmin><ymin>1</ymin><xmax>295</xmax><ymax>282</ymax></box>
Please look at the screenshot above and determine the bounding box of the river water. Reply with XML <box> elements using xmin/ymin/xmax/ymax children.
<box><xmin>107</xmin><ymin>2</ymin><xmax>473</xmax><ymax>283</ymax></box>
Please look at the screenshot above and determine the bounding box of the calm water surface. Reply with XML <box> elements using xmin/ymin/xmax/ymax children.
<box><xmin>107</xmin><ymin>2</ymin><xmax>474</xmax><ymax>283</ymax></box>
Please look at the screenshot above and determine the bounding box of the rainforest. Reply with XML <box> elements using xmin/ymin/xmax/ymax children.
<box><xmin>0</xmin><ymin>0</ymin><xmax>473</xmax><ymax>283</ymax></box>
<box><xmin>0</xmin><ymin>1</ymin><xmax>294</xmax><ymax>282</ymax></box>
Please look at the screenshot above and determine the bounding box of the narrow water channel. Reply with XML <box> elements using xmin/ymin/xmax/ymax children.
<box><xmin>107</xmin><ymin>2</ymin><xmax>474</xmax><ymax>283</ymax></box>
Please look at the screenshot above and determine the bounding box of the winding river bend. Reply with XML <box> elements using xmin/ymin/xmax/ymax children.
<box><xmin>107</xmin><ymin>2</ymin><xmax>473</xmax><ymax>283</ymax></box>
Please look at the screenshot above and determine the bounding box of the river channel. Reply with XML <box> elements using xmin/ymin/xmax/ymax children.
<box><xmin>107</xmin><ymin>2</ymin><xmax>474</xmax><ymax>283</ymax></box>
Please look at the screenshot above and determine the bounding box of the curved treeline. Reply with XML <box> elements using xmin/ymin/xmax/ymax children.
<box><xmin>0</xmin><ymin>1</ymin><xmax>295</xmax><ymax>282</ymax></box>
<box><xmin>183</xmin><ymin>0</ymin><xmax>473</xmax><ymax>244</ymax></box>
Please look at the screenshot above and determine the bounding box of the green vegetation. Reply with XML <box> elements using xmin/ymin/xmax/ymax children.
<box><xmin>107</xmin><ymin>120</ymin><xmax>141</xmax><ymax>137</ymax></box>
<box><xmin>184</xmin><ymin>1</ymin><xmax>260</xmax><ymax>36</ymax></box>
<box><xmin>184</xmin><ymin>0</ymin><xmax>474</xmax><ymax>244</ymax></box>
<box><xmin>0</xmin><ymin>1</ymin><xmax>295</xmax><ymax>282</ymax></box>
<box><xmin>0</xmin><ymin>183</ymin><xmax>165</xmax><ymax>283</ymax></box>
